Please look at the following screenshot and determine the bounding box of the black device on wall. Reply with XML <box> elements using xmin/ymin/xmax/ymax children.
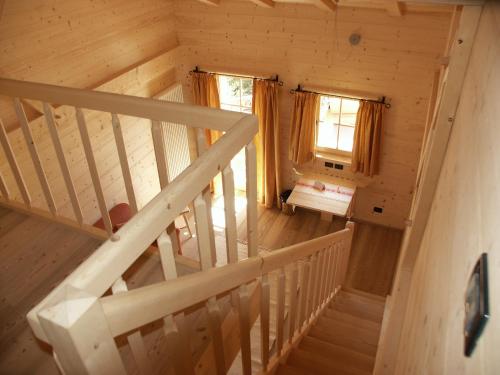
<box><xmin>464</xmin><ymin>253</ymin><xmax>489</xmax><ymax>357</ymax></box>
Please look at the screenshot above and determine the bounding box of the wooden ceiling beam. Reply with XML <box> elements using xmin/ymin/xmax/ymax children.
<box><xmin>196</xmin><ymin>0</ymin><xmax>220</xmax><ymax>6</ymax></box>
<box><xmin>387</xmin><ymin>1</ymin><xmax>405</xmax><ymax>16</ymax></box>
<box><xmin>311</xmin><ymin>0</ymin><xmax>337</xmax><ymax>13</ymax></box>
<box><xmin>248</xmin><ymin>0</ymin><xmax>275</xmax><ymax>7</ymax></box>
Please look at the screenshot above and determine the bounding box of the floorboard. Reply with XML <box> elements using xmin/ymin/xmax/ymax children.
<box><xmin>0</xmin><ymin>198</ymin><xmax>401</xmax><ymax>374</ymax></box>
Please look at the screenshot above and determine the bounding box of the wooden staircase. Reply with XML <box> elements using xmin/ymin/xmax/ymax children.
<box><xmin>276</xmin><ymin>288</ymin><xmax>385</xmax><ymax>375</ymax></box>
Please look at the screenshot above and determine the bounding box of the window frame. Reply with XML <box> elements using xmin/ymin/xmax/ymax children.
<box><xmin>217</xmin><ymin>75</ymin><xmax>253</xmax><ymax>114</ymax></box>
<box><xmin>315</xmin><ymin>95</ymin><xmax>359</xmax><ymax>158</ymax></box>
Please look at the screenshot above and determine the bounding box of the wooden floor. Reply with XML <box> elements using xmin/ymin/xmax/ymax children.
<box><xmin>346</xmin><ymin>222</ymin><xmax>403</xmax><ymax>296</ymax></box>
<box><xmin>0</xmin><ymin>207</ymin><xmax>102</xmax><ymax>374</ymax></box>
<box><xmin>0</xmin><ymin>202</ymin><xmax>402</xmax><ymax>374</ymax></box>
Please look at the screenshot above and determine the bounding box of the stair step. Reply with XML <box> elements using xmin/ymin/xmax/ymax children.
<box><xmin>341</xmin><ymin>287</ymin><xmax>386</xmax><ymax>303</ymax></box>
<box><xmin>322</xmin><ymin>309</ymin><xmax>381</xmax><ymax>333</ymax></box>
<box><xmin>288</xmin><ymin>348</ymin><xmax>372</xmax><ymax>375</ymax></box>
<box><xmin>299</xmin><ymin>336</ymin><xmax>375</xmax><ymax>373</ymax></box>
<box><xmin>331</xmin><ymin>294</ymin><xmax>384</xmax><ymax>323</ymax></box>
<box><xmin>316</xmin><ymin>316</ymin><xmax>380</xmax><ymax>346</ymax></box>
<box><xmin>276</xmin><ymin>364</ymin><xmax>310</xmax><ymax>375</ymax></box>
<box><xmin>308</xmin><ymin>319</ymin><xmax>378</xmax><ymax>357</ymax></box>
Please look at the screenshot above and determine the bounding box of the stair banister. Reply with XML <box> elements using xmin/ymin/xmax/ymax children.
<box><xmin>27</xmin><ymin>113</ymin><xmax>258</xmax><ymax>341</ymax></box>
<box><xmin>0</xmin><ymin>78</ymin><xmax>244</xmax><ymax>131</ymax></box>
<box><xmin>99</xmin><ymin>226</ymin><xmax>353</xmax><ymax>338</ymax></box>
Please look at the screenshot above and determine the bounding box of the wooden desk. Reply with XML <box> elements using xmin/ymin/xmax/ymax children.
<box><xmin>287</xmin><ymin>177</ymin><xmax>356</xmax><ymax>221</ymax></box>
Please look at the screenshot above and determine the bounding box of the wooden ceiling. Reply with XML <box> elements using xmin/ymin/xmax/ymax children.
<box><xmin>195</xmin><ymin>0</ymin><xmax>479</xmax><ymax>15</ymax></box>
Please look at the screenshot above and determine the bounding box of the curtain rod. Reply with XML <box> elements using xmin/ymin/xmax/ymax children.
<box><xmin>189</xmin><ymin>66</ymin><xmax>284</xmax><ymax>86</ymax></box>
<box><xmin>290</xmin><ymin>84</ymin><xmax>391</xmax><ymax>108</ymax></box>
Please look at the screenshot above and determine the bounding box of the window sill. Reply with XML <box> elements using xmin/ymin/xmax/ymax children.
<box><xmin>315</xmin><ymin>151</ymin><xmax>352</xmax><ymax>167</ymax></box>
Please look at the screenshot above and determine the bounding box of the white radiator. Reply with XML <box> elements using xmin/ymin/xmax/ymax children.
<box><xmin>154</xmin><ymin>83</ymin><xmax>191</xmax><ymax>181</ymax></box>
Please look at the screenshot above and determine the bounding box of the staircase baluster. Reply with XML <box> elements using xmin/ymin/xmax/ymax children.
<box><xmin>222</xmin><ymin>165</ymin><xmax>238</xmax><ymax>264</ymax></box>
<box><xmin>157</xmin><ymin>232</ymin><xmax>195</xmax><ymax>375</ymax></box>
<box><xmin>0</xmin><ymin>118</ymin><xmax>31</xmax><ymax>206</ymax></box>
<box><xmin>112</xmin><ymin>113</ymin><xmax>138</xmax><ymax>214</ymax></box>
<box><xmin>194</xmin><ymin>193</ymin><xmax>216</xmax><ymax>269</ymax></box>
<box><xmin>288</xmin><ymin>262</ymin><xmax>299</xmax><ymax>343</ymax></box>
<box><xmin>75</xmin><ymin>107</ymin><xmax>114</xmax><ymax>237</ymax></box>
<box><xmin>0</xmin><ymin>170</ymin><xmax>10</xmax><ymax>200</ymax></box>
<box><xmin>260</xmin><ymin>273</ymin><xmax>271</xmax><ymax>371</ymax></box>
<box><xmin>238</xmin><ymin>284</ymin><xmax>252</xmax><ymax>375</ymax></box>
<box><xmin>151</xmin><ymin>120</ymin><xmax>170</xmax><ymax>189</ymax></box>
<box><xmin>14</xmin><ymin>98</ymin><xmax>57</xmax><ymax>216</ymax></box>
<box><xmin>298</xmin><ymin>258</ymin><xmax>311</xmax><ymax>329</ymax></box>
<box><xmin>111</xmin><ymin>278</ymin><xmax>152</xmax><ymax>374</ymax></box>
<box><xmin>245</xmin><ymin>142</ymin><xmax>258</xmax><ymax>257</ymax></box>
<box><xmin>276</xmin><ymin>267</ymin><xmax>286</xmax><ymax>355</ymax></box>
<box><xmin>44</xmin><ymin>103</ymin><xmax>83</xmax><ymax>225</ymax></box>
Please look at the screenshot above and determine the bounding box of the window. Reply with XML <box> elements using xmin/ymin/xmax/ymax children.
<box><xmin>217</xmin><ymin>75</ymin><xmax>253</xmax><ymax>193</ymax></box>
<box><xmin>316</xmin><ymin>96</ymin><xmax>360</xmax><ymax>155</ymax></box>
<box><xmin>218</xmin><ymin>75</ymin><xmax>253</xmax><ymax>113</ymax></box>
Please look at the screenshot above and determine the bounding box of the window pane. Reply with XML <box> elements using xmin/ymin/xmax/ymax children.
<box><xmin>219</xmin><ymin>76</ymin><xmax>241</xmax><ymax>106</ymax></box>
<box><xmin>317</xmin><ymin>122</ymin><xmax>338</xmax><ymax>149</ymax></box>
<box><xmin>340</xmin><ymin>99</ymin><xmax>360</xmax><ymax>126</ymax></box>
<box><xmin>220</xmin><ymin>103</ymin><xmax>241</xmax><ymax>112</ymax></box>
<box><xmin>319</xmin><ymin>96</ymin><xmax>341</xmax><ymax>123</ymax></box>
<box><xmin>240</xmin><ymin>78</ymin><xmax>253</xmax><ymax>108</ymax></box>
<box><xmin>338</xmin><ymin>125</ymin><xmax>355</xmax><ymax>151</ymax></box>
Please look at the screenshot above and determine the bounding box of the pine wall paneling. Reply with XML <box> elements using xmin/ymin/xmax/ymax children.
<box><xmin>173</xmin><ymin>0</ymin><xmax>452</xmax><ymax>228</ymax></box>
<box><xmin>396</xmin><ymin>3</ymin><xmax>499</xmax><ymax>373</ymax></box>
<box><xmin>0</xmin><ymin>0</ymin><xmax>176</xmax><ymax>131</ymax></box>
<box><xmin>0</xmin><ymin>48</ymin><xmax>179</xmax><ymax>224</ymax></box>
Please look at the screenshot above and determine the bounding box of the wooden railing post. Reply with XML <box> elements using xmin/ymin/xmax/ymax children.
<box><xmin>245</xmin><ymin>142</ymin><xmax>258</xmax><ymax>258</ymax></box>
<box><xmin>44</xmin><ymin>103</ymin><xmax>84</xmax><ymax>225</ymax></box>
<box><xmin>260</xmin><ymin>273</ymin><xmax>270</xmax><ymax>370</ymax></box>
<box><xmin>222</xmin><ymin>165</ymin><xmax>238</xmax><ymax>264</ymax></box>
<box><xmin>275</xmin><ymin>267</ymin><xmax>286</xmax><ymax>355</ymax></box>
<box><xmin>75</xmin><ymin>107</ymin><xmax>114</xmax><ymax>238</ymax></box>
<box><xmin>111</xmin><ymin>278</ymin><xmax>152</xmax><ymax>374</ymax></box>
<box><xmin>340</xmin><ymin>221</ymin><xmax>355</xmax><ymax>284</ymax></box>
<box><xmin>238</xmin><ymin>284</ymin><xmax>252</xmax><ymax>375</ymax></box>
<box><xmin>0</xmin><ymin>170</ymin><xmax>10</xmax><ymax>200</ymax></box>
<box><xmin>0</xmin><ymin>118</ymin><xmax>31</xmax><ymax>206</ymax></box>
<box><xmin>157</xmin><ymin>232</ymin><xmax>195</xmax><ymax>375</ymax></box>
<box><xmin>38</xmin><ymin>286</ymin><xmax>125</xmax><ymax>375</ymax></box>
<box><xmin>14</xmin><ymin>98</ymin><xmax>57</xmax><ymax>215</ymax></box>
<box><xmin>112</xmin><ymin>113</ymin><xmax>138</xmax><ymax>214</ymax></box>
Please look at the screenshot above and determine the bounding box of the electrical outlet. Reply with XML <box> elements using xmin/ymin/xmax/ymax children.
<box><xmin>334</xmin><ymin>163</ymin><xmax>343</xmax><ymax>170</ymax></box>
<box><xmin>325</xmin><ymin>161</ymin><xmax>334</xmax><ymax>168</ymax></box>
<box><xmin>373</xmin><ymin>206</ymin><xmax>383</xmax><ymax>214</ymax></box>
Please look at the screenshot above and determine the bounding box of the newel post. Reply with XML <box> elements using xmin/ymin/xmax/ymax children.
<box><xmin>38</xmin><ymin>286</ymin><xmax>125</xmax><ymax>375</ymax></box>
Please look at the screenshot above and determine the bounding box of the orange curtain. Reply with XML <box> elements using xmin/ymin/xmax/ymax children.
<box><xmin>191</xmin><ymin>71</ymin><xmax>222</xmax><ymax>145</ymax></box>
<box><xmin>351</xmin><ymin>101</ymin><xmax>383</xmax><ymax>177</ymax></box>
<box><xmin>288</xmin><ymin>91</ymin><xmax>320</xmax><ymax>164</ymax></box>
<box><xmin>252</xmin><ymin>79</ymin><xmax>282</xmax><ymax>209</ymax></box>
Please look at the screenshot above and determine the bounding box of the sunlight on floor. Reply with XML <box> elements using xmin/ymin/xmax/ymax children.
<box><xmin>211</xmin><ymin>192</ymin><xmax>247</xmax><ymax>230</ymax></box>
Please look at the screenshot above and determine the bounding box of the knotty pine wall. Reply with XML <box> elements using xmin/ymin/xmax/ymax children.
<box><xmin>174</xmin><ymin>0</ymin><xmax>452</xmax><ymax>229</ymax></box>
<box><xmin>0</xmin><ymin>0</ymin><xmax>180</xmax><ymax>223</ymax></box>
<box><xmin>395</xmin><ymin>3</ymin><xmax>500</xmax><ymax>373</ymax></box>
<box><xmin>0</xmin><ymin>0</ymin><xmax>177</xmax><ymax>131</ymax></box>
<box><xmin>0</xmin><ymin>50</ymin><xmax>179</xmax><ymax>224</ymax></box>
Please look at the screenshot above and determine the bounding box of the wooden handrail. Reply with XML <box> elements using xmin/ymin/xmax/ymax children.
<box><xmin>100</xmin><ymin>228</ymin><xmax>352</xmax><ymax>337</ymax></box>
<box><xmin>0</xmin><ymin>78</ymin><xmax>245</xmax><ymax>131</ymax></box>
<box><xmin>27</xmin><ymin>114</ymin><xmax>258</xmax><ymax>341</ymax></box>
